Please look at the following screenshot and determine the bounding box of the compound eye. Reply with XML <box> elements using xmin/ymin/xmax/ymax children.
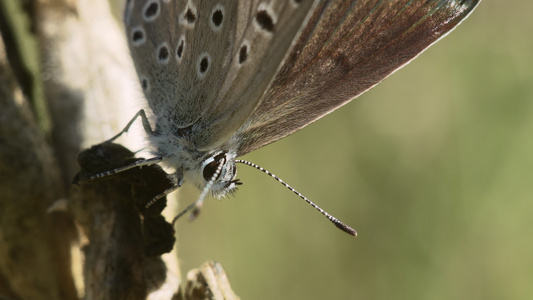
<box><xmin>203</xmin><ymin>152</ymin><xmax>226</xmax><ymax>182</ymax></box>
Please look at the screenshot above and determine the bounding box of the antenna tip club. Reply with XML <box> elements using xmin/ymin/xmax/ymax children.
<box><xmin>336</xmin><ymin>223</ymin><xmax>358</xmax><ymax>237</ymax></box>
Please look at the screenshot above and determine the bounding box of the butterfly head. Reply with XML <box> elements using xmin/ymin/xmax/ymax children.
<box><xmin>149</xmin><ymin>122</ymin><xmax>241</xmax><ymax>197</ymax></box>
<box><xmin>193</xmin><ymin>150</ymin><xmax>241</xmax><ymax>198</ymax></box>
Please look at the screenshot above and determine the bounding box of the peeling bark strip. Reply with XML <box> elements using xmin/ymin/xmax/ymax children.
<box><xmin>177</xmin><ymin>262</ymin><xmax>241</xmax><ymax>300</ymax></box>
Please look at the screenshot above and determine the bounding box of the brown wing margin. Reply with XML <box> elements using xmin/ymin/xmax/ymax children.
<box><xmin>235</xmin><ymin>0</ymin><xmax>480</xmax><ymax>156</ymax></box>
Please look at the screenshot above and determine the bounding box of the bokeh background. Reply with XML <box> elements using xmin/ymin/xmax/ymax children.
<box><xmin>3</xmin><ymin>1</ymin><xmax>531</xmax><ymax>299</ymax></box>
<box><xmin>173</xmin><ymin>2</ymin><xmax>533</xmax><ymax>300</ymax></box>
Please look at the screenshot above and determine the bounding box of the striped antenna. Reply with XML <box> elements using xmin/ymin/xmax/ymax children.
<box><xmin>236</xmin><ymin>160</ymin><xmax>357</xmax><ymax>237</ymax></box>
<box><xmin>171</xmin><ymin>156</ymin><xmax>226</xmax><ymax>225</ymax></box>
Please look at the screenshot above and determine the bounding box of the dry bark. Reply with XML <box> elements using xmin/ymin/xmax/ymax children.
<box><xmin>0</xmin><ymin>0</ymin><xmax>239</xmax><ymax>299</ymax></box>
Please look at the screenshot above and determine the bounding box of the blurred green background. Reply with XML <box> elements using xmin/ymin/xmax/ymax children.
<box><xmin>4</xmin><ymin>0</ymin><xmax>530</xmax><ymax>299</ymax></box>
<box><xmin>175</xmin><ymin>2</ymin><xmax>533</xmax><ymax>299</ymax></box>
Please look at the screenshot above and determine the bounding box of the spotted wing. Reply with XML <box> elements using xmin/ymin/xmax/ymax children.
<box><xmin>190</xmin><ymin>0</ymin><xmax>317</xmax><ymax>150</ymax></box>
<box><xmin>124</xmin><ymin>0</ymin><xmax>317</xmax><ymax>151</ymax></box>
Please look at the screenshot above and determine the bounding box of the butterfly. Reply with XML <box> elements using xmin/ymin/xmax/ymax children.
<box><xmin>89</xmin><ymin>0</ymin><xmax>479</xmax><ymax>236</ymax></box>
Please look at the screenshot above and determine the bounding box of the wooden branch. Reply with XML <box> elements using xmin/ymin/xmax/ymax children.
<box><xmin>0</xmin><ymin>0</ymin><xmax>240</xmax><ymax>299</ymax></box>
<box><xmin>176</xmin><ymin>262</ymin><xmax>240</xmax><ymax>300</ymax></box>
<box><xmin>72</xmin><ymin>142</ymin><xmax>176</xmax><ymax>299</ymax></box>
<box><xmin>0</xmin><ymin>20</ymin><xmax>77</xmax><ymax>300</ymax></box>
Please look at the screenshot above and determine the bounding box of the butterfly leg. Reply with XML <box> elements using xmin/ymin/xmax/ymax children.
<box><xmin>105</xmin><ymin>109</ymin><xmax>155</xmax><ymax>143</ymax></box>
<box><xmin>76</xmin><ymin>109</ymin><xmax>162</xmax><ymax>183</ymax></box>
<box><xmin>170</xmin><ymin>198</ymin><xmax>200</xmax><ymax>226</ymax></box>
<box><xmin>88</xmin><ymin>156</ymin><xmax>163</xmax><ymax>181</ymax></box>
<box><xmin>145</xmin><ymin>184</ymin><xmax>180</xmax><ymax>210</ymax></box>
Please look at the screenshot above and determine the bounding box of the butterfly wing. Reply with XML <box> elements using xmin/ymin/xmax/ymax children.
<box><xmin>234</xmin><ymin>0</ymin><xmax>480</xmax><ymax>156</ymax></box>
<box><xmin>190</xmin><ymin>0</ymin><xmax>317</xmax><ymax>150</ymax></box>
<box><xmin>125</xmin><ymin>0</ymin><xmax>318</xmax><ymax>150</ymax></box>
<box><xmin>125</xmin><ymin>0</ymin><xmax>231</xmax><ymax>128</ymax></box>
